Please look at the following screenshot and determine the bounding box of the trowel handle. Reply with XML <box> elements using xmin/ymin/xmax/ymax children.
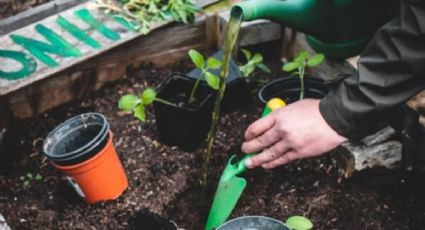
<box><xmin>238</xmin><ymin>98</ymin><xmax>286</xmax><ymax>171</ymax></box>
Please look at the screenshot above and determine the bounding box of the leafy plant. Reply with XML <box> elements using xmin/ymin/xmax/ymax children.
<box><xmin>285</xmin><ymin>216</ymin><xmax>313</xmax><ymax>230</ymax></box>
<box><xmin>119</xmin><ymin>88</ymin><xmax>171</xmax><ymax>122</ymax></box>
<box><xmin>89</xmin><ymin>0</ymin><xmax>200</xmax><ymax>34</ymax></box>
<box><xmin>238</xmin><ymin>48</ymin><xmax>270</xmax><ymax>77</ymax></box>
<box><xmin>22</xmin><ymin>172</ymin><xmax>42</xmax><ymax>189</ymax></box>
<box><xmin>188</xmin><ymin>49</ymin><xmax>222</xmax><ymax>102</ymax></box>
<box><xmin>282</xmin><ymin>51</ymin><xmax>325</xmax><ymax>100</ymax></box>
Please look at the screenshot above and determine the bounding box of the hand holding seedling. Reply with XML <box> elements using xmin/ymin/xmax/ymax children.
<box><xmin>241</xmin><ymin>99</ymin><xmax>347</xmax><ymax>169</ymax></box>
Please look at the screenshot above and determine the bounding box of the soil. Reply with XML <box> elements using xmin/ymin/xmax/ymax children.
<box><xmin>1</xmin><ymin>61</ymin><xmax>425</xmax><ymax>230</ymax></box>
<box><xmin>0</xmin><ymin>0</ymin><xmax>51</xmax><ymax>19</ymax></box>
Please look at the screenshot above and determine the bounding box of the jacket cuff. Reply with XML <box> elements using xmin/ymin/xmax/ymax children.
<box><xmin>319</xmin><ymin>95</ymin><xmax>370</xmax><ymax>140</ymax></box>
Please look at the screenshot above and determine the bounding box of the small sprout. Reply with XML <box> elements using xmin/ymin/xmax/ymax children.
<box><xmin>22</xmin><ymin>172</ymin><xmax>43</xmax><ymax>189</ymax></box>
<box><xmin>238</xmin><ymin>48</ymin><xmax>271</xmax><ymax>77</ymax></box>
<box><xmin>118</xmin><ymin>94</ymin><xmax>140</xmax><ymax>111</ymax></box>
<box><xmin>282</xmin><ymin>50</ymin><xmax>325</xmax><ymax>100</ymax></box>
<box><xmin>119</xmin><ymin>88</ymin><xmax>172</xmax><ymax>123</ymax></box>
<box><xmin>188</xmin><ymin>49</ymin><xmax>223</xmax><ymax>102</ymax></box>
<box><xmin>34</xmin><ymin>174</ymin><xmax>43</xmax><ymax>181</ymax></box>
<box><xmin>285</xmin><ymin>216</ymin><xmax>313</xmax><ymax>230</ymax></box>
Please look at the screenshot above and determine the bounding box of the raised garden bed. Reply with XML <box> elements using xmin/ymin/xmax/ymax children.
<box><xmin>1</xmin><ymin>0</ymin><xmax>425</xmax><ymax>229</ymax></box>
<box><xmin>1</xmin><ymin>59</ymin><xmax>425</xmax><ymax>229</ymax></box>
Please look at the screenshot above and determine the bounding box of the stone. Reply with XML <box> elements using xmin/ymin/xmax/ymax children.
<box><xmin>0</xmin><ymin>214</ymin><xmax>11</xmax><ymax>230</ymax></box>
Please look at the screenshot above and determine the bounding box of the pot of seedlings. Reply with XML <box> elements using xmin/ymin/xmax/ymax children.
<box><xmin>118</xmin><ymin>49</ymin><xmax>222</xmax><ymax>151</ymax></box>
<box><xmin>186</xmin><ymin>49</ymin><xmax>270</xmax><ymax>110</ymax></box>
<box><xmin>259</xmin><ymin>51</ymin><xmax>328</xmax><ymax>104</ymax></box>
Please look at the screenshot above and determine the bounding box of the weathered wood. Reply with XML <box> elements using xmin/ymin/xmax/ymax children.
<box><xmin>0</xmin><ymin>1</ymin><xmax>172</xmax><ymax>96</ymax></box>
<box><xmin>0</xmin><ymin>0</ymin><xmax>88</xmax><ymax>35</ymax></box>
<box><xmin>6</xmin><ymin>17</ymin><xmax>208</xmax><ymax>118</ymax></box>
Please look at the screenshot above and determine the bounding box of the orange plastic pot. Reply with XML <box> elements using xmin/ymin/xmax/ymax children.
<box><xmin>52</xmin><ymin>131</ymin><xmax>128</xmax><ymax>204</ymax></box>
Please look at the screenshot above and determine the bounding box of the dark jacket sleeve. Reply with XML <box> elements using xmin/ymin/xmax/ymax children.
<box><xmin>319</xmin><ymin>0</ymin><xmax>425</xmax><ymax>139</ymax></box>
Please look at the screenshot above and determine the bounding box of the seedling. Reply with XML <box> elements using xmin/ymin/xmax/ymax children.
<box><xmin>285</xmin><ymin>216</ymin><xmax>313</xmax><ymax>230</ymax></box>
<box><xmin>238</xmin><ymin>48</ymin><xmax>270</xmax><ymax>77</ymax></box>
<box><xmin>119</xmin><ymin>88</ymin><xmax>173</xmax><ymax>122</ymax></box>
<box><xmin>188</xmin><ymin>49</ymin><xmax>222</xmax><ymax>102</ymax></box>
<box><xmin>21</xmin><ymin>172</ymin><xmax>43</xmax><ymax>189</ymax></box>
<box><xmin>282</xmin><ymin>51</ymin><xmax>325</xmax><ymax>100</ymax></box>
<box><xmin>119</xmin><ymin>49</ymin><xmax>221</xmax><ymax>121</ymax></box>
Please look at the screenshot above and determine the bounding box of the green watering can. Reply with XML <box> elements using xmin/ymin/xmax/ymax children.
<box><xmin>205</xmin><ymin>98</ymin><xmax>286</xmax><ymax>230</ymax></box>
<box><xmin>232</xmin><ymin>0</ymin><xmax>399</xmax><ymax>59</ymax></box>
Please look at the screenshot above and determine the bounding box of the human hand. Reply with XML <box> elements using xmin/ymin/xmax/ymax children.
<box><xmin>242</xmin><ymin>99</ymin><xmax>347</xmax><ymax>169</ymax></box>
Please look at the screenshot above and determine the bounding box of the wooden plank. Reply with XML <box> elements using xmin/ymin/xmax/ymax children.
<box><xmin>0</xmin><ymin>0</ymin><xmax>88</xmax><ymax>35</ymax></box>
<box><xmin>6</xmin><ymin>17</ymin><xmax>208</xmax><ymax>118</ymax></box>
<box><xmin>0</xmin><ymin>1</ymin><xmax>173</xmax><ymax>96</ymax></box>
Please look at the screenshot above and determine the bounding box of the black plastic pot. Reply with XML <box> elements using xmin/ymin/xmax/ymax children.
<box><xmin>258</xmin><ymin>77</ymin><xmax>328</xmax><ymax>104</ymax></box>
<box><xmin>217</xmin><ymin>216</ymin><xmax>290</xmax><ymax>230</ymax></box>
<box><xmin>187</xmin><ymin>49</ymin><xmax>250</xmax><ymax>110</ymax></box>
<box><xmin>42</xmin><ymin>113</ymin><xmax>110</xmax><ymax>165</ymax></box>
<box><xmin>154</xmin><ymin>74</ymin><xmax>214</xmax><ymax>151</ymax></box>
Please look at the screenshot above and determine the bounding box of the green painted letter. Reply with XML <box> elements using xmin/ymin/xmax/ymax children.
<box><xmin>56</xmin><ymin>15</ymin><xmax>102</xmax><ymax>49</ymax></box>
<box><xmin>74</xmin><ymin>9</ymin><xmax>120</xmax><ymax>41</ymax></box>
<box><xmin>10</xmin><ymin>24</ymin><xmax>82</xmax><ymax>67</ymax></box>
<box><xmin>0</xmin><ymin>50</ymin><xmax>37</xmax><ymax>80</ymax></box>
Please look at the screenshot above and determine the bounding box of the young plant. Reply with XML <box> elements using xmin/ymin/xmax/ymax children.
<box><xmin>119</xmin><ymin>88</ymin><xmax>167</xmax><ymax>122</ymax></box>
<box><xmin>22</xmin><ymin>172</ymin><xmax>42</xmax><ymax>189</ymax></box>
<box><xmin>282</xmin><ymin>51</ymin><xmax>325</xmax><ymax>100</ymax></box>
<box><xmin>188</xmin><ymin>49</ymin><xmax>222</xmax><ymax>102</ymax></box>
<box><xmin>285</xmin><ymin>216</ymin><xmax>313</xmax><ymax>230</ymax></box>
<box><xmin>238</xmin><ymin>48</ymin><xmax>270</xmax><ymax>77</ymax></box>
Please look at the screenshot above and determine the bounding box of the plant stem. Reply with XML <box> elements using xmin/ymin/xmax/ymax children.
<box><xmin>201</xmin><ymin>13</ymin><xmax>242</xmax><ymax>186</ymax></box>
<box><xmin>189</xmin><ymin>73</ymin><xmax>202</xmax><ymax>103</ymax></box>
<box><xmin>299</xmin><ymin>64</ymin><xmax>305</xmax><ymax>100</ymax></box>
<box><xmin>154</xmin><ymin>98</ymin><xmax>174</xmax><ymax>106</ymax></box>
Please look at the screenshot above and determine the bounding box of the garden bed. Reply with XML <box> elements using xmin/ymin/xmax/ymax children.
<box><xmin>1</xmin><ymin>57</ymin><xmax>425</xmax><ymax>229</ymax></box>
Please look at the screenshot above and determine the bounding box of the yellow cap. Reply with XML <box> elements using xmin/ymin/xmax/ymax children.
<box><xmin>267</xmin><ymin>98</ymin><xmax>286</xmax><ymax>111</ymax></box>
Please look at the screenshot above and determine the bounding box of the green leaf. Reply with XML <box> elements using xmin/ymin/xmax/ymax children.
<box><xmin>207</xmin><ymin>57</ymin><xmax>222</xmax><ymax>69</ymax></box>
<box><xmin>256</xmin><ymin>63</ymin><xmax>271</xmax><ymax>74</ymax></box>
<box><xmin>119</xmin><ymin>94</ymin><xmax>141</xmax><ymax>111</ymax></box>
<box><xmin>26</xmin><ymin>173</ymin><xmax>33</xmax><ymax>179</ymax></box>
<box><xmin>282</xmin><ymin>62</ymin><xmax>301</xmax><ymax>72</ymax></box>
<box><xmin>252</xmin><ymin>53</ymin><xmax>263</xmax><ymax>63</ymax></box>
<box><xmin>133</xmin><ymin>105</ymin><xmax>146</xmax><ymax>122</ymax></box>
<box><xmin>307</xmin><ymin>53</ymin><xmax>325</xmax><ymax>67</ymax></box>
<box><xmin>34</xmin><ymin>174</ymin><xmax>42</xmax><ymax>181</ymax></box>
<box><xmin>23</xmin><ymin>180</ymin><xmax>30</xmax><ymax>188</ymax></box>
<box><xmin>204</xmin><ymin>72</ymin><xmax>219</xmax><ymax>90</ymax></box>
<box><xmin>141</xmin><ymin>88</ymin><xmax>157</xmax><ymax>105</ymax></box>
<box><xmin>241</xmin><ymin>48</ymin><xmax>252</xmax><ymax>60</ymax></box>
<box><xmin>295</xmin><ymin>50</ymin><xmax>309</xmax><ymax>62</ymax></box>
<box><xmin>240</xmin><ymin>64</ymin><xmax>256</xmax><ymax>77</ymax></box>
<box><xmin>285</xmin><ymin>216</ymin><xmax>313</xmax><ymax>230</ymax></box>
<box><xmin>188</xmin><ymin>49</ymin><xmax>205</xmax><ymax>69</ymax></box>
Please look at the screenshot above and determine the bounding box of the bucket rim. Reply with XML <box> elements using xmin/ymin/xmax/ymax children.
<box><xmin>217</xmin><ymin>216</ymin><xmax>290</xmax><ymax>230</ymax></box>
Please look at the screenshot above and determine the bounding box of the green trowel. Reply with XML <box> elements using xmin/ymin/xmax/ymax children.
<box><xmin>205</xmin><ymin>98</ymin><xmax>286</xmax><ymax>230</ymax></box>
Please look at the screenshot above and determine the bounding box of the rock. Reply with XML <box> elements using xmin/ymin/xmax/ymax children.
<box><xmin>0</xmin><ymin>214</ymin><xmax>11</xmax><ymax>230</ymax></box>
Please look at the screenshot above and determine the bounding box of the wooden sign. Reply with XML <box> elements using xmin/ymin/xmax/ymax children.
<box><xmin>0</xmin><ymin>1</ymin><xmax>171</xmax><ymax>96</ymax></box>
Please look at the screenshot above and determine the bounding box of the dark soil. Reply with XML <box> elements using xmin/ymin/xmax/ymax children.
<box><xmin>0</xmin><ymin>0</ymin><xmax>51</xmax><ymax>19</ymax></box>
<box><xmin>1</xmin><ymin>61</ymin><xmax>425</xmax><ymax>230</ymax></box>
